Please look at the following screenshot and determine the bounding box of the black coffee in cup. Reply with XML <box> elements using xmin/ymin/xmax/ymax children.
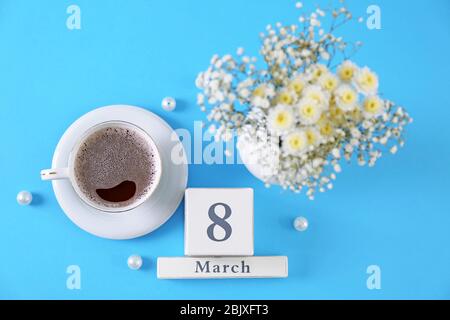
<box><xmin>73</xmin><ymin>125</ymin><xmax>158</xmax><ymax>210</ymax></box>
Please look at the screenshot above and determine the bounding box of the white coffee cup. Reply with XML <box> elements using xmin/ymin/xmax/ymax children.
<box><xmin>41</xmin><ymin>120</ymin><xmax>162</xmax><ymax>213</ymax></box>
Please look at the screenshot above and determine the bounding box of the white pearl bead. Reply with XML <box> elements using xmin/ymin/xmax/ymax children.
<box><xmin>17</xmin><ymin>191</ymin><xmax>33</xmax><ymax>206</ymax></box>
<box><xmin>293</xmin><ymin>216</ymin><xmax>308</xmax><ymax>232</ymax></box>
<box><xmin>127</xmin><ymin>255</ymin><xmax>143</xmax><ymax>270</ymax></box>
<box><xmin>161</xmin><ymin>97</ymin><xmax>176</xmax><ymax>111</ymax></box>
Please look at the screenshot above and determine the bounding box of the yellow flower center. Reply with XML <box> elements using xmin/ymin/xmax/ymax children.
<box><xmin>276</xmin><ymin>112</ymin><xmax>287</xmax><ymax>125</ymax></box>
<box><xmin>302</xmin><ymin>104</ymin><xmax>315</xmax><ymax>117</ymax></box>
<box><xmin>340</xmin><ymin>67</ymin><xmax>354</xmax><ymax>81</ymax></box>
<box><xmin>365</xmin><ymin>74</ymin><xmax>374</xmax><ymax>85</ymax></box>
<box><xmin>288</xmin><ymin>135</ymin><xmax>304</xmax><ymax>151</ymax></box>
<box><xmin>364</xmin><ymin>98</ymin><xmax>381</xmax><ymax>113</ymax></box>
<box><xmin>320</xmin><ymin>123</ymin><xmax>333</xmax><ymax>136</ymax></box>
<box><xmin>325</xmin><ymin>79</ymin><xmax>335</xmax><ymax>90</ymax></box>
<box><xmin>278</xmin><ymin>93</ymin><xmax>293</xmax><ymax>105</ymax></box>
<box><xmin>290</xmin><ymin>81</ymin><xmax>304</xmax><ymax>94</ymax></box>
<box><xmin>342</xmin><ymin>91</ymin><xmax>355</xmax><ymax>104</ymax></box>
<box><xmin>253</xmin><ymin>87</ymin><xmax>265</xmax><ymax>97</ymax></box>
<box><xmin>306</xmin><ymin>131</ymin><xmax>316</xmax><ymax>145</ymax></box>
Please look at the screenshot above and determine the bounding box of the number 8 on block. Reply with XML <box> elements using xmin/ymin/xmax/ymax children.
<box><xmin>184</xmin><ymin>188</ymin><xmax>254</xmax><ymax>256</ymax></box>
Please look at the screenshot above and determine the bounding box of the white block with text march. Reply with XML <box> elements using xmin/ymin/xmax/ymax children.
<box><xmin>184</xmin><ymin>188</ymin><xmax>254</xmax><ymax>256</ymax></box>
<box><xmin>157</xmin><ymin>256</ymin><xmax>288</xmax><ymax>279</ymax></box>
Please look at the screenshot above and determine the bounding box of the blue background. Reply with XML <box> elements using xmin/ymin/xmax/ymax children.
<box><xmin>1</xmin><ymin>0</ymin><xmax>449</xmax><ymax>299</ymax></box>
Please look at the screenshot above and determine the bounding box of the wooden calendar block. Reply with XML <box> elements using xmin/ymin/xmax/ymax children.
<box><xmin>184</xmin><ymin>188</ymin><xmax>254</xmax><ymax>256</ymax></box>
<box><xmin>157</xmin><ymin>256</ymin><xmax>288</xmax><ymax>279</ymax></box>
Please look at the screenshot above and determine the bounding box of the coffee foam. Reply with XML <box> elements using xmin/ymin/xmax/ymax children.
<box><xmin>73</xmin><ymin>126</ymin><xmax>157</xmax><ymax>209</ymax></box>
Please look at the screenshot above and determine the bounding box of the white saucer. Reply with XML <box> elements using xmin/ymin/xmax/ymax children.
<box><xmin>51</xmin><ymin>105</ymin><xmax>188</xmax><ymax>240</ymax></box>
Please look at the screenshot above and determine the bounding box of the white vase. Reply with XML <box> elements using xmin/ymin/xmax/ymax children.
<box><xmin>236</xmin><ymin>134</ymin><xmax>279</xmax><ymax>184</ymax></box>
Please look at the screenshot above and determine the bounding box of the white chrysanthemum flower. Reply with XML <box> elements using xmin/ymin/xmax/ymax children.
<box><xmin>318</xmin><ymin>72</ymin><xmax>340</xmax><ymax>92</ymax></box>
<box><xmin>309</xmin><ymin>64</ymin><xmax>329</xmax><ymax>81</ymax></box>
<box><xmin>354</xmin><ymin>67</ymin><xmax>379</xmax><ymax>95</ymax></box>
<box><xmin>305</xmin><ymin>126</ymin><xmax>322</xmax><ymax>146</ymax></box>
<box><xmin>252</xmin><ymin>85</ymin><xmax>267</xmax><ymax>98</ymax></box>
<box><xmin>288</xmin><ymin>75</ymin><xmax>306</xmax><ymax>95</ymax></box>
<box><xmin>297</xmin><ymin>98</ymin><xmax>323</xmax><ymax>125</ymax></box>
<box><xmin>276</xmin><ymin>89</ymin><xmax>294</xmax><ymax>105</ymax></box>
<box><xmin>362</xmin><ymin>95</ymin><xmax>385</xmax><ymax>118</ymax></box>
<box><xmin>283</xmin><ymin>129</ymin><xmax>308</xmax><ymax>155</ymax></box>
<box><xmin>318</xmin><ymin>120</ymin><xmax>334</xmax><ymax>137</ymax></box>
<box><xmin>268</xmin><ymin>104</ymin><xmax>295</xmax><ymax>134</ymax></box>
<box><xmin>302</xmin><ymin>85</ymin><xmax>329</xmax><ymax>109</ymax></box>
<box><xmin>253</xmin><ymin>84</ymin><xmax>276</xmax><ymax>100</ymax></box>
<box><xmin>335</xmin><ymin>84</ymin><xmax>358</xmax><ymax>111</ymax></box>
<box><xmin>337</xmin><ymin>60</ymin><xmax>357</xmax><ymax>82</ymax></box>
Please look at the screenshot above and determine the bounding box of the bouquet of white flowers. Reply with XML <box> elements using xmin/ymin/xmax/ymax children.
<box><xmin>196</xmin><ymin>2</ymin><xmax>412</xmax><ymax>200</ymax></box>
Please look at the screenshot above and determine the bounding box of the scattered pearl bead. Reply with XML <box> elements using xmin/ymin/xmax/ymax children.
<box><xmin>127</xmin><ymin>255</ymin><xmax>143</xmax><ymax>270</ymax></box>
<box><xmin>17</xmin><ymin>191</ymin><xmax>33</xmax><ymax>206</ymax></box>
<box><xmin>294</xmin><ymin>216</ymin><xmax>309</xmax><ymax>232</ymax></box>
<box><xmin>161</xmin><ymin>97</ymin><xmax>176</xmax><ymax>111</ymax></box>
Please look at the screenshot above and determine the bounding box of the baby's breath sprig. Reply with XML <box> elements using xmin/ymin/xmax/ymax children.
<box><xmin>196</xmin><ymin>1</ymin><xmax>412</xmax><ymax>199</ymax></box>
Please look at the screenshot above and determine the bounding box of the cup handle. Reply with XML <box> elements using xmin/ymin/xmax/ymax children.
<box><xmin>40</xmin><ymin>168</ymin><xmax>69</xmax><ymax>181</ymax></box>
